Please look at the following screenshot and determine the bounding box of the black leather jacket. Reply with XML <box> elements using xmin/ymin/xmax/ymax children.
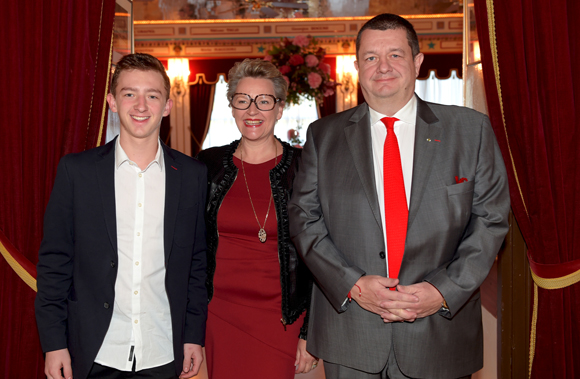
<box><xmin>197</xmin><ymin>138</ymin><xmax>312</xmax><ymax>339</ymax></box>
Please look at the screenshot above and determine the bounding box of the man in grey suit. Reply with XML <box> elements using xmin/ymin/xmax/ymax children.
<box><xmin>288</xmin><ymin>14</ymin><xmax>510</xmax><ymax>379</ymax></box>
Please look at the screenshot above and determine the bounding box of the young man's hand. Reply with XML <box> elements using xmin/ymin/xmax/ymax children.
<box><xmin>180</xmin><ymin>343</ymin><xmax>203</xmax><ymax>378</ymax></box>
<box><xmin>45</xmin><ymin>348</ymin><xmax>72</xmax><ymax>379</ymax></box>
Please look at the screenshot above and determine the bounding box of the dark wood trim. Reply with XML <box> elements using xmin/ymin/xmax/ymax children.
<box><xmin>481</xmin><ymin>259</ymin><xmax>497</xmax><ymax>317</ymax></box>
<box><xmin>498</xmin><ymin>210</ymin><xmax>532</xmax><ymax>378</ymax></box>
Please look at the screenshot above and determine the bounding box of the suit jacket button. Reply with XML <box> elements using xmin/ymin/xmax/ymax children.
<box><xmin>110</xmin><ymin>261</ymin><xmax>116</xmax><ymax>268</ymax></box>
<box><xmin>379</xmin><ymin>251</ymin><xmax>386</xmax><ymax>259</ymax></box>
<box><xmin>104</xmin><ymin>302</ymin><xmax>110</xmax><ymax>309</ymax></box>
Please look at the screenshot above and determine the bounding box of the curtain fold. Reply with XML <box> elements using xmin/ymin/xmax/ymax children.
<box><xmin>318</xmin><ymin>57</ymin><xmax>337</xmax><ymax>118</ymax></box>
<box><xmin>189</xmin><ymin>77</ymin><xmax>217</xmax><ymax>156</ymax></box>
<box><xmin>189</xmin><ymin>58</ymin><xmax>241</xmax><ymax>83</ymax></box>
<box><xmin>318</xmin><ymin>92</ymin><xmax>337</xmax><ymax>118</ymax></box>
<box><xmin>0</xmin><ymin>1</ymin><xmax>116</xmax><ymax>377</ymax></box>
<box><xmin>475</xmin><ymin>0</ymin><xmax>580</xmax><ymax>377</ymax></box>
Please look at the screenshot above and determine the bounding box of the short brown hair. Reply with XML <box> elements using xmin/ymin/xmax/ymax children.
<box><xmin>110</xmin><ymin>53</ymin><xmax>171</xmax><ymax>99</ymax></box>
<box><xmin>227</xmin><ymin>58</ymin><xmax>288</xmax><ymax>103</ymax></box>
<box><xmin>356</xmin><ymin>14</ymin><xmax>420</xmax><ymax>59</ymax></box>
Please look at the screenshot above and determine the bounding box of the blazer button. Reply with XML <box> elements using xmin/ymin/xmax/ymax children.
<box><xmin>110</xmin><ymin>261</ymin><xmax>116</xmax><ymax>268</ymax></box>
<box><xmin>379</xmin><ymin>251</ymin><xmax>386</xmax><ymax>259</ymax></box>
<box><xmin>104</xmin><ymin>302</ymin><xmax>110</xmax><ymax>309</ymax></box>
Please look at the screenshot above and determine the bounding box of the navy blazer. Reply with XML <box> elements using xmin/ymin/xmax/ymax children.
<box><xmin>35</xmin><ymin>138</ymin><xmax>208</xmax><ymax>379</ymax></box>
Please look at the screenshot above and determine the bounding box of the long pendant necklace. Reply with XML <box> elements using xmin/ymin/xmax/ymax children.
<box><xmin>240</xmin><ymin>140</ymin><xmax>278</xmax><ymax>243</ymax></box>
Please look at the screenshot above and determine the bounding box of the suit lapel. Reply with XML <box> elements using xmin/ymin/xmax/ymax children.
<box><xmin>344</xmin><ymin>104</ymin><xmax>383</xmax><ymax>231</ymax></box>
<box><xmin>163</xmin><ymin>145</ymin><xmax>181</xmax><ymax>264</ymax></box>
<box><xmin>408</xmin><ymin>97</ymin><xmax>441</xmax><ymax>228</ymax></box>
<box><xmin>96</xmin><ymin>139</ymin><xmax>118</xmax><ymax>255</ymax></box>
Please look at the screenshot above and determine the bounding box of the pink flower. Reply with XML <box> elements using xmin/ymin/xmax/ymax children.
<box><xmin>288</xmin><ymin>54</ymin><xmax>304</xmax><ymax>66</ymax></box>
<box><xmin>287</xmin><ymin>129</ymin><xmax>299</xmax><ymax>140</ymax></box>
<box><xmin>307</xmin><ymin>72</ymin><xmax>323</xmax><ymax>89</ymax></box>
<box><xmin>279</xmin><ymin>65</ymin><xmax>291</xmax><ymax>74</ymax></box>
<box><xmin>323</xmin><ymin>81</ymin><xmax>338</xmax><ymax>96</ymax></box>
<box><xmin>263</xmin><ymin>55</ymin><xmax>273</xmax><ymax>62</ymax></box>
<box><xmin>305</xmin><ymin>54</ymin><xmax>319</xmax><ymax>67</ymax></box>
<box><xmin>282</xmin><ymin>75</ymin><xmax>290</xmax><ymax>86</ymax></box>
<box><xmin>318</xmin><ymin>62</ymin><xmax>331</xmax><ymax>74</ymax></box>
<box><xmin>292</xmin><ymin>35</ymin><xmax>310</xmax><ymax>47</ymax></box>
<box><xmin>323</xmin><ymin>85</ymin><xmax>335</xmax><ymax>97</ymax></box>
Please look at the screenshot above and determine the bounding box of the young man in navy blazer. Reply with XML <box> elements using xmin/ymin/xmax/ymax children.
<box><xmin>35</xmin><ymin>53</ymin><xmax>208</xmax><ymax>379</ymax></box>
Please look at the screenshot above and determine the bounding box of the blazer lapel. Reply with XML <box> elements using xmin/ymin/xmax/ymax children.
<box><xmin>96</xmin><ymin>139</ymin><xmax>118</xmax><ymax>255</ymax></box>
<box><xmin>408</xmin><ymin>97</ymin><xmax>442</xmax><ymax>228</ymax></box>
<box><xmin>344</xmin><ymin>104</ymin><xmax>383</xmax><ymax>231</ymax></box>
<box><xmin>163</xmin><ymin>145</ymin><xmax>181</xmax><ymax>264</ymax></box>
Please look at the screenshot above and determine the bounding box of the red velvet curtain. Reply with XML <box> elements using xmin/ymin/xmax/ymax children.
<box><xmin>319</xmin><ymin>57</ymin><xmax>337</xmax><ymax>118</ymax></box>
<box><xmin>417</xmin><ymin>53</ymin><xmax>463</xmax><ymax>79</ymax></box>
<box><xmin>319</xmin><ymin>91</ymin><xmax>337</xmax><ymax>118</ymax></box>
<box><xmin>0</xmin><ymin>1</ymin><xmax>116</xmax><ymax>377</ymax></box>
<box><xmin>190</xmin><ymin>58</ymin><xmax>241</xmax><ymax>83</ymax></box>
<box><xmin>475</xmin><ymin>0</ymin><xmax>580</xmax><ymax>377</ymax></box>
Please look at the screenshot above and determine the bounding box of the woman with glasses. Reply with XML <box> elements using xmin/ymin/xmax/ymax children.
<box><xmin>196</xmin><ymin>59</ymin><xmax>317</xmax><ymax>378</ymax></box>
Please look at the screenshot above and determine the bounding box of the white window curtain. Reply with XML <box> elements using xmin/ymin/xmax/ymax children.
<box><xmin>202</xmin><ymin>71</ymin><xmax>463</xmax><ymax>149</ymax></box>
<box><xmin>201</xmin><ymin>76</ymin><xmax>239</xmax><ymax>149</ymax></box>
<box><xmin>415</xmin><ymin>70</ymin><xmax>463</xmax><ymax>106</ymax></box>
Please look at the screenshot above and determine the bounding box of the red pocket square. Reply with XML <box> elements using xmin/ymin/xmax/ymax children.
<box><xmin>455</xmin><ymin>176</ymin><xmax>468</xmax><ymax>184</ymax></box>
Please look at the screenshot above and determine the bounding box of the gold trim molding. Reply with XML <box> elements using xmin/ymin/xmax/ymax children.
<box><xmin>135</xmin><ymin>14</ymin><xmax>462</xmax><ymax>25</ymax></box>
<box><xmin>135</xmin><ymin>14</ymin><xmax>463</xmax><ymax>58</ymax></box>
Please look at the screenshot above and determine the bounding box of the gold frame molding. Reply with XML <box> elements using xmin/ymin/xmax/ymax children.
<box><xmin>134</xmin><ymin>14</ymin><xmax>463</xmax><ymax>58</ymax></box>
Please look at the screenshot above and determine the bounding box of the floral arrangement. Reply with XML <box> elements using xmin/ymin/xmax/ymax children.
<box><xmin>264</xmin><ymin>35</ymin><xmax>338</xmax><ymax>106</ymax></box>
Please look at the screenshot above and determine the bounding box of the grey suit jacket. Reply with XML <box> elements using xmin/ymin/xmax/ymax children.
<box><xmin>288</xmin><ymin>97</ymin><xmax>510</xmax><ymax>378</ymax></box>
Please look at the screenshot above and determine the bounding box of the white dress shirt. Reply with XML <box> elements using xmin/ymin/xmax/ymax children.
<box><xmin>94</xmin><ymin>138</ymin><xmax>173</xmax><ymax>371</ymax></box>
<box><xmin>369</xmin><ymin>95</ymin><xmax>417</xmax><ymax>276</ymax></box>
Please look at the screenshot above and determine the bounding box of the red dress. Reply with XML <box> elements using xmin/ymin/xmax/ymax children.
<box><xmin>205</xmin><ymin>156</ymin><xmax>304</xmax><ymax>379</ymax></box>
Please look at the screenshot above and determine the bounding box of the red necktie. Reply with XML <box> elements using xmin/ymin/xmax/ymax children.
<box><xmin>381</xmin><ymin>117</ymin><xmax>408</xmax><ymax>283</ymax></box>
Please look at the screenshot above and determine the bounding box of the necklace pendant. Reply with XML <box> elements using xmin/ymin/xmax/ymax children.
<box><xmin>258</xmin><ymin>228</ymin><xmax>267</xmax><ymax>243</ymax></box>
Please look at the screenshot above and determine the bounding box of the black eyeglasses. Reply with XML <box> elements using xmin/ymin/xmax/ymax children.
<box><xmin>230</xmin><ymin>93</ymin><xmax>281</xmax><ymax>111</ymax></box>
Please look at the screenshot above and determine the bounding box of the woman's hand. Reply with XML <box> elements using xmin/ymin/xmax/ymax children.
<box><xmin>294</xmin><ymin>338</ymin><xmax>319</xmax><ymax>374</ymax></box>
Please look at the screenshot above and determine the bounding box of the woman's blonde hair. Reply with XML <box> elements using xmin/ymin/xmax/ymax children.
<box><xmin>227</xmin><ymin>58</ymin><xmax>288</xmax><ymax>102</ymax></box>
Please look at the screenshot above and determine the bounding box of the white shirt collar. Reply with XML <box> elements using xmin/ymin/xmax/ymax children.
<box><xmin>115</xmin><ymin>138</ymin><xmax>164</xmax><ymax>172</ymax></box>
<box><xmin>369</xmin><ymin>95</ymin><xmax>417</xmax><ymax>127</ymax></box>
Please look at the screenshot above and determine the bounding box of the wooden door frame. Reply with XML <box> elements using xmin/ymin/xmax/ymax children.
<box><xmin>498</xmin><ymin>211</ymin><xmax>532</xmax><ymax>378</ymax></box>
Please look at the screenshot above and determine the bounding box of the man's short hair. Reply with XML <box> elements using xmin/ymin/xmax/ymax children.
<box><xmin>110</xmin><ymin>53</ymin><xmax>171</xmax><ymax>99</ymax></box>
<box><xmin>356</xmin><ymin>14</ymin><xmax>421</xmax><ymax>59</ymax></box>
